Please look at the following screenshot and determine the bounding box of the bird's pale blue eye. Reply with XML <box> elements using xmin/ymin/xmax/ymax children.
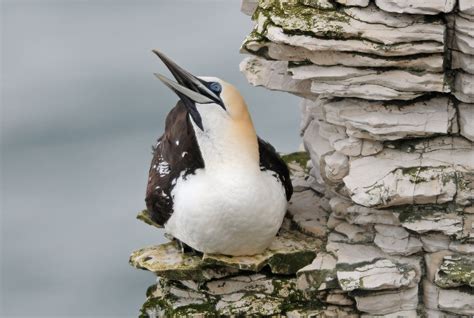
<box><xmin>209</xmin><ymin>82</ymin><xmax>222</xmax><ymax>93</ymax></box>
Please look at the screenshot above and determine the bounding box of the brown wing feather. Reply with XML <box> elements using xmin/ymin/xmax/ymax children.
<box><xmin>258</xmin><ymin>138</ymin><xmax>293</xmax><ymax>201</ymax></box>
<box><xmin>145</xmin><ymin>101</ymin><xmax>204</xmax><ymax>226</ymax></box>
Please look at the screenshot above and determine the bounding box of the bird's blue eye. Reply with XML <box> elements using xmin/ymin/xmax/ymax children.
<box><xmin>209</xmin><ymin>82</ymin><xmax>222</xmax><ymax>93</ymax></box>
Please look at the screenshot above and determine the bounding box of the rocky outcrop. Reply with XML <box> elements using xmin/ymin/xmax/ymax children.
<box><xmin>130</xmin><ymin>0</ymin><xmax>473</xmax><ymax>316</ymax></box>
<box><xmin>237</xmin><ymin>0</ymin><xmax>473</xmax><ymax>316</ymax></box>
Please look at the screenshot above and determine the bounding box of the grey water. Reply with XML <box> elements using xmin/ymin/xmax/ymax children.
<box><xmin>1</xmin><ymin>0</ymin><xmax>300</xmax><ymax>316</ymax></box>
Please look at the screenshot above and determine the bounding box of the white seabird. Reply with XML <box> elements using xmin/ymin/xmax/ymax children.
<box><xmin>145</xmin><ymin>50</ymin><xmax>292</xmax><ymax>256</ymax></box>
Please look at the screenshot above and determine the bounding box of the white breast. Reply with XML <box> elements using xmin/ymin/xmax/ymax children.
<box><xmin>165</xmin><ymin>167</ymin><xmax>287</xmax><ymax>256</ymax></box>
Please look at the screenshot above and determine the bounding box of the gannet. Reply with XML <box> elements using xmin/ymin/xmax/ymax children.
<box><xmin>145</xmin><ymin>50</ymin><xmax>292</xmax><ymax>256</ymax></box>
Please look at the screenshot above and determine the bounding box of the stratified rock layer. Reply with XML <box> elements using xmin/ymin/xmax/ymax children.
<box><xmin>237</xmin><ymin>0</ymin><xmax>474</xmax><ymax>316</ymax></box>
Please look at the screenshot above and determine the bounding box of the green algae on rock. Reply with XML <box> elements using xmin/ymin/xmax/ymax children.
<box><xmin>203</xmin><ymin>229</ymin><xmax>321</xmax><ymax>274</ymax></box>
<box><xmin>129</xmin><ymin>242</ymin><xmax>239</xmax><ymax>282</ymax></box>
<box><xmin>139</xmin><ymin>273</ymin><xmax>324</xmax><ymax>317</ymax></box>
<box><xmin>136</xmin><ymin>209</ymin><xmax>162</xmax><ymax>229</ymax></box>
<box><xmin>434</xmin><ymin>255</ymin><xmax>474</xmax><ymax>288</ymax></box>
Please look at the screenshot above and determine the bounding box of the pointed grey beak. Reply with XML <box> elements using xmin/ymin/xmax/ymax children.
<box><xmin>153</xmin><ymin>50</ymin><xmax>222</xmax><ymax>130</ymax></box>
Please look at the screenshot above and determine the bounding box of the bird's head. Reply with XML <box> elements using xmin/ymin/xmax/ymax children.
<box><xmin>153</xmin><ymin>50</ymin><xmax>252</xmax><ymax>131</ymax></box>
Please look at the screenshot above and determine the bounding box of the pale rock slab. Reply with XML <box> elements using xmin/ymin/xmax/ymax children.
<box><xmin>454</xmin><ymin>72</ymin><xmax>474</xmax><ymax>103</ymax></box>
<box><xmin>449</xmin><ymin>241</ymin><xmax>474</xmax><ymax>254</ymax></box>
<box><xmin>265</xmin><ymin>3</ymin><xmax>445</xmax><ymax>46</ymax></box>
<box><xmin>335</xmin><ymin>0</ymin><xmax>369</xmax><ymax>7</ymax></box>
<box><xmin>334</xmin><ymin>222</ymin><xmax>374</xmax><ymax>243</ymax></box>
<box><xmin>321</xmin><ymin>97</ymin><xmax>457</xmax><ymax>140</ymax></box>
<box><xmin>287</xmin><ymin>190</ymin><xmax>329</xmax><ymax>238</ymax></box>
<box><xmin>266</xmin><ymin>25</ymin><xmax>444</xmax><ymax>57</ymax></box>
<box><xmin>420</xmin><ymin>233</ymin><xmax>450</xmax><ymax>252</ymax></box>
<box><xmin>354</xmin><ymin>286</ymin><xmax>419</xmax><ymax>315</ymax></box>
<box><xmin>242</xmin><ymin>40</ymin><xmax>444</xmax><ymax>72</ymax></box>
<box><xmin>239</xmin><ymin>57</ymin><xmax>313</xmax><ymax>97</ymax></box>
<box><xmin>343</xmin><ymin>137</ymin><xmax>474</xmax><ymax>208</ymax></box>
<box><xmin>240</xmin><ymin>0</ymin><xmax>258</xmax><ymax>16</ymax></box>
<box><xmin>434</xmin><ymin>255</ymin><xmax>474</xmax><ymax>288</ymax></box>
<box><xmin>336</xmin><ymin>258</ymin><xmax>417</xmax><ymax>291</ymax></box>
<box><xmin>459</xmin><ymin>0</ymin><xmax>474</xmax><ymax>15</ymax></box>
<box><xmin>458</xmin><ymin>103</ymin><xmax>474</xmax><ymax>141</ymax></box>
<box><xmin>289</xmin><ymin>65</ymin><xmax>448</xmax><ymax>101</ymax></box>
<box><xmin>375</xmin><ymin>0</ymin><xmax>456</xmax><ymax>15</ymax></box>
<box><xmin>402</xmin><ymin>211</ymin><xmax>464</xmax><ymax>238</ymax></box>
<box><xmin>361</xmin><ymin>310</ymin><xmax>417</xmax><ymax>318</ymax></box>
<box><xmin>451</xmin><ymin>51</ymin><xmax>474</xmax><ymax>74</ymax></box>
<box><xmin>297</xmin><ymin>252</ymin><xmax>338</xmax><ymax>293</ymax></box>
<box><xmin>374</xmin><ymin>224</ymin><xmax>422</xmax><ymax>256</ymax></box>
<box><xmin>322</xmin><ymin>151</ymin><xmax>349</xmax><ymax>183</ymax></box>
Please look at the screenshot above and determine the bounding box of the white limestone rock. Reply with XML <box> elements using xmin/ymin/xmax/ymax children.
<box><xmin>334</xmin><ymin>222</ymin><xmax>374</xmax><ymax>243</ymax></box>
<box><xmin>402</xmin><ymin>211</ymin><xmax>464</xmax><ymax>238</ymax></box>
<box><xmin>242</xmin><ymin>40</ymin><xmax>444</xmax><ymax>72</ymax></box>
<box><xmin>454</xmin><ymin>72</ymin><xmax>474</xmax><ymax>103</ymax></box>
<box><xmin>374</xmin><ymin>224</ymin><xmax>422</xmax><ymax>256</ymax></box>
<box><xmin>266</xmin><ymin>25</ymin><xmax>444</xmax><ymax>57</ymax></box>
<box><xmin>343</xmin><ymin>137</ymin><xmax>474</xmax><ymax>208</ymax></box>
<box><xmin>335</xmin><ymin>0</ymin><xmax>369</xmax><ymax>7</ymax></box>
<box><xmin>451</xmin><ymin>51</ymin><xmax>474</xmax><ymax>74</ymax></box>
<box><xmin>458</xmin><ymin>103</ymin><xmax>474</xmax><ymax>141</ymax></box>
<box><xmin>459</xmin><ymin>0</ymin><xmax>474</xmax><ymax>15</ymax></box>
<box><xmin>322</xmin><ymin>151</ymin><xmax>349</xmax><ymax>183</ymax></box>
<box><xmin>321</xmin><ymin>97</ymin><xmax>457</xmax><ymax>140</ymax></box>
<box><xmin>420</xmin><ymin>233</ymin><xmax>450</xmax><ymax>252</ymax></box>
<box><xmin>449</xmin><ymin>241</ymin><xmax>474</xmax><ymax>254</ymax></box>
<box><xmin>354</xmin><ymin>286</ymin><xmax>419</xmax><ymax>315</ymax></box>
<box><xmin>239</xmin><ymin>57</ymin><xmax>313</xmax><ymax>97</ymax></box>
<box><xmin>240</xmin><ymin>0</ymin><xmax>258</xmax><ymax>16</ymax></box>
<box><xmin>264</xmin><ymin>3</ymin><xmax>445</xmax><ymax>46</ymax></box>
<box><xmin>434</xmin><ymin>255</ymin><xmax>474</xmax><ymax>288</ymax></box>
<box><xmin>334</xmin><ymin>201</ymin><xmax>401</xmax><ymax>226</ymax></box>
<box><xmin>375</xmin><ymin>0</ymin><xmax>455</xmax><ymax>15</ymax></box>
<box><xmin>289</xmin><ymin>65</ymin><xmax>448</xmax><ymax>100</ymax></box>
<box><xmin>287</xmin><ymin>190</ymin><xmax>329</xmax><ymax>238</ymax></box>
<box><xmin>337</xmin><ymin>258</ymin><xmax>418</xmax><ymax>291</ymax></box>
<box><xmin>296</xmin><ymin>252</ymin><xmax>338</xmax><ymax>293</ymax></box>
<box><xmin>438</xmin><ymin>288</ymin><xmax>474</xmax><ymax>316</ymax></box>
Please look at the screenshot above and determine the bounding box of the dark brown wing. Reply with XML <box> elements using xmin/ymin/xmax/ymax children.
<box><xmin>145</xmin><ymin>101</ymin><xmax>204</xmax><ymax>226</ymax></box>
<box><xmin>258</xmin><ymin>138</ymin><xmax>293</xmax><ymax>201</ymax></box>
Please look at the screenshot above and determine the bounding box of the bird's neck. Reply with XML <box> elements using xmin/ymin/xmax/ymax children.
<box><xmin>192</xmin><ymin>113</ymin><xmax>260</xmax><ymax>172</ymax></box>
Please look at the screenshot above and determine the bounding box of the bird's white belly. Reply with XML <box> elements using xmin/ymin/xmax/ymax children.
<box><xmin>165</xmin><ymin>169</ymin><xmax>287</xmax><ymax>256</ymax></box>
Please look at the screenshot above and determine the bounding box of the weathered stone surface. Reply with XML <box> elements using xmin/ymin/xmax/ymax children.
<box><xmin>375</xmin><ymin>0</ymin><xmax>455</xmax><ymax>15</ymax></box>
<box><xmin>374</xmin><ymin>224</ymin><xmax>422</xmax><ymax>256</ymax></box>
<box><xmin>353</xmin><ymin>286</ymin><xmax>418</xmax><ymax>315</ymax></box>
<box><xmin>451</xmin><ymin>51</ymin><xmax>474</xmax><ymax>74</ymax></box>
<box><xmin>343</xmin><ymin>137</ymin><xmax>474</xmax><ymax>208</ymax></box>
<box><xmin>458</xmin><ymin>103</ymin><xmax>474</xmax><ymax>142</ymax></box>
<box><xmin>129</xmin><ymin>242</ymin><xmax>238</xmax><ymax>282</ymax></box>
<box><xmin>240</xmin><ymin>0</ymin><xmax>258</xmax><ymax>16</ymax></box>
<box><xmin>287</xmin><ymin>190</ymin><xmax>329</xmax><ymax>238</ymax></box>
<box><xmin>290</xmin><ymin>65</ymin><xmax>448</xmax><ymax>101</ymax></box>
<box><xmin>240</xmin><ymin>57</ymin><xmax>312</xmax><ymax>97</ymax></box>
<box><xmin>420</xmin><ymin>233</ymin><xmax>450</xmax><ymax>252</ymax></box>
<box><xmin>337</xmin><ymin>258</ymin><xmax>417</xmax><ymax>291</ymax></box>
<box><xmin>459</xmin><ymin>0</ymin><xmax>474</xmax><ymax>15</ymax></box>
<box><xmin>335</xmin><ymin>0</ymin><xmax>369</xmax><ymax>7</ymax></box>
<box><xmin>321</xmin><ymin>97</ymin><xmax>457</xmax><ymax>141</ymax></box>
<box><xmin>203</xmin><ymin>229</ymin><xmax>321</xmax><ymax>274</ymax></box>
<box><xmin>136</xmin><ymin>209</ymin><xmax>162</xmax><ymax>229</ymax></box>
<box><xmin>265</xmin><ymin>24</ymin><xmax>444</xmax><ymax>58</ymax></box>
<box><xmin>242</xmin><ymin>40</ymin><xmax>444</xmax><ymax>72</ymax></box>
<box><xmin>140</xmin><ymin>274</ymin><xmax>320</xmax><ymax>317</ymax></box>
<box><xmin>454</xmin><ymin>72</ymin><xmax>474</xmax><ymax>103</ymax></box>
<box><xmin>333</xmin><ymin>222</ymin><xmax>374</xmax><ymax>244</ymax></box>
<box><xmin>449</xmin><ymin>241</ymin><xmax>474</xmax><ymax>254</ymax></box>
<box><xmin>425</xmin><ymin>278</ymin><xmax>474</xmax><ymax>316</ymax></box>
<box><xmin>434</xmin><ymin>255</ymin><xmax>474</xmax><ymax>288</ymax></box>
<box><xmin>297</xmin><ymin>252</ymin><xmax>338</xmax><ymax>295</ymax></box>
<box><xmin>260</xmin><ymin>2</ymin><xmax>445</xmax><ymax>46</ymax></box>
<box><xmin>287</xmin><ymin>306</ymin><xmax>359</xmax><ymax>318</ymax></box>
<box><xmin>401</xmin><ymin>209</ymin><xmax>464</xmax><ymax>238</ymax></box>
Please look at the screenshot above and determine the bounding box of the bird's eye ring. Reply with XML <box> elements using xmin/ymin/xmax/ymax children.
<box><xmin>209</xmin><ymin>82</ymin><xmax>222</xmax><ymax>93</ymax></box>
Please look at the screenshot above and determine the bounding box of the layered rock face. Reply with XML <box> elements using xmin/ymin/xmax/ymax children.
<box><xmin>239</xmin><ymin>0</ymin><xmax>474</xmax><ymax>316</ymax></box>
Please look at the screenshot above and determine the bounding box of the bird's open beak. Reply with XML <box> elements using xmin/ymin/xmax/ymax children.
<box><xmin>153</xmin><ymin>50</ymin><xmax>220</xmax><ymax>131</ymax></box>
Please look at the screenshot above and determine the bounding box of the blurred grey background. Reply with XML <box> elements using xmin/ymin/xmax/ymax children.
<box><xmin>0</xmin><ymin>0</ymin><xmax>300</xmax><ymax>316</ymax></box>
